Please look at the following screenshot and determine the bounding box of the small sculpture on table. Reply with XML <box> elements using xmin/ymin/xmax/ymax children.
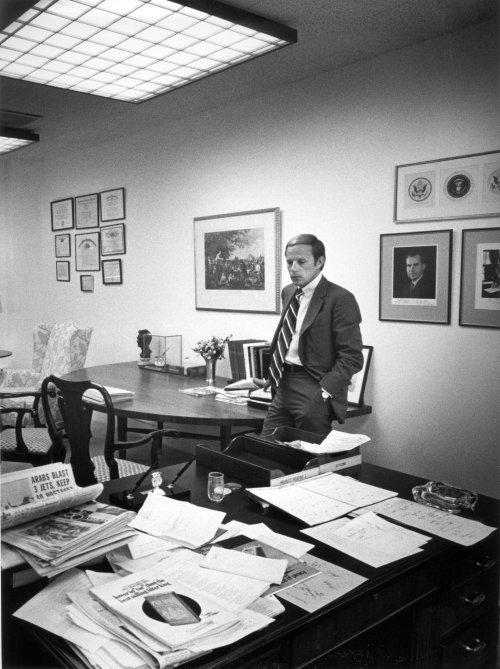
<box><xmin>150</xmin><ymin>471</ymin><xmax>166</xmax><ymax>496</ymax></box>
<box><xmin>137</xmin><ymin>329</ymin><xmax>152</xmax><ymax>366</ymax></box>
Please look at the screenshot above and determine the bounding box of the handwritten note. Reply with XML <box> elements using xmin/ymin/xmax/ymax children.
<box><xmin>202</xmin><ymin>545</ymin><xmax>287</xmax><ymax>584</ymax></box>
<box><xmin>359</xmin><ymin>497</ymin><xmax>497</xmax><ymax>546</ymax></box>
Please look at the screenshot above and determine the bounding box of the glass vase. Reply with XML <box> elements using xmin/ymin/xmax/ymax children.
<box><xmin>205</xmin><ymin>357</ymin><xmax>217</xmax><ymax>385</ymax></box>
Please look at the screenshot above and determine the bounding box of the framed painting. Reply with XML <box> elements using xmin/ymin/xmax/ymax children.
<box><xmin>80</xmin><ymin>274</ymin><xmax>94</xmax><ymax>293</ymax></box>
<box><xmin>100</xmin><ymin>187</ymin><xmax>125</xmax><ymax>222</ymax></box>
<box><xmin>75</xmin><ymin>193</ymin><xmax>99</xmax><ymax>229</ymax></box>
<box><xmin>75</xmin><ymin>231</ymin><xmax>100</xmax><ymax>271</ymax></box>
<box><xmin>459</xmin><ymin>227</ymin><xmax>500</xmax><ymax>329</ymax></box>
<box><xmin>379</xmin><ymin>229</ymin><xmax>452</xmax><ymax>324</ymax></box>
<box><xmin>348</xmin><ymin>345</ymin><xmax>373</xmax><ymax>407</ymax></box>
<box><xmin>50</xmin><ymin>198</ymin><xmax>74</xmax><ymax>231</ymax></box>
<box><xmin>394</xmin><ymin>150</ymin><xmax>500</xmax><ymax>223</ymax></box>
<box><xmin>194</xmin><ymin>208</ymin><xmax>281</xmax><ymax>313</ymax></box>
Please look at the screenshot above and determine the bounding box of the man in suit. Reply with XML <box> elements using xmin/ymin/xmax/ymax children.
<box><xmin>402</xmin><ymin>251</ymin><xmax>435</xmax><ymax>299</ymax></box>
<box><xmin>261</xmin><ymin>234</ymin><xmax>363</xmax><ymax>437</ymax></box>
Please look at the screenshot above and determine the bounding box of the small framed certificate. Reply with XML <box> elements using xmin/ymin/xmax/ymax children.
<box><xmin>101</xmin><ymin>223</ymin><xmax>125</xmax><ymax>256</ymax></box>
<box><xmin>55</xmin><ymin>233</ymin><xmax>71</xmax><ymax>258</ymax></box>
<box><xmin>56</xmin><ymin>261</ymin><xmax>70</xmax><ymax>282</ymax></box>
<box><xmin>75</xmin><ymin>193</ymin><xmax>99</xmax><ymax>229</ymax></box>
<box><xmin>100</xmin><ymin>187</ymin><xmax>125</xmax><ymax>222</ymax></box>
<box><xmin>102</xmin><ymin>258</ymin><xmax>122</xmax><ymax>284</ymax></box>
<box><xmin>80</xmin><ymin>275</ymin><xmax>94</xmax><ymax>292</ymax></box>
<box><xmin>51</xmin><ymin>198</ymin><xmax>74</xmax><ymax>231</ymax></box>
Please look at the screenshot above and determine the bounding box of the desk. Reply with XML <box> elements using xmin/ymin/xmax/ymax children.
<box><xmin>3</xmin><ymin>463</ymin><xmax>498</xmax><ymax>669</ymax></box>
<box><xmin>63</xmin><ymin>361</ymin><xmax>372</xmax><ymax>448</ymax></box>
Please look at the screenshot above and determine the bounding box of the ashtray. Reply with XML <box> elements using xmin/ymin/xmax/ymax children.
<box><xmin>412</xmin><ymin>481</ymin><xmax>478</xmax><ymax>514</ymax></box>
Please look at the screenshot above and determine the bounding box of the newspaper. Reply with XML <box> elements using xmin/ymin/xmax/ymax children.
<box><xmin>1</xmin><ymin>462</ymin><xmax>103</xmax><ymax>530</ymax></box>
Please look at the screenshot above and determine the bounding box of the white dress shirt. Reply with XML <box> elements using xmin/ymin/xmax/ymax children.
<box><xmin>284</xmin><ymin>272</ymin><xmax>323</xmax><ymax>366</ymax></box>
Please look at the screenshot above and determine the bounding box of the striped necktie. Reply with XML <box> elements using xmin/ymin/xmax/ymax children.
<box><xmin>268</xmin><ymin>288</ymin><xmax>303</xmax><ymax>389</ymax></box>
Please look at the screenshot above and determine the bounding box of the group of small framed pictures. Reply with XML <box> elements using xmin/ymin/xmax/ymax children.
<box><xmin>52</xmin><ymin>188</ymin><xmax>126</xmax><ymax>290</ymax></box>
<box><xmin>380</xmin><ymin>150</ymin><xmax>500</xmax><ymax>329</ymax></box>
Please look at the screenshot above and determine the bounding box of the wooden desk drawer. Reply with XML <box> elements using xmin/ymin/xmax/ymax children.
<box><xmin>444</xmin><ymin>538</ymin><xmax>498</xmax><ymax>588</ymax></box>
<box><xmin>440</xmin><ymin>572</ymin><xmax>499</xmax><ymax>634</ymax></box>
<box><xmin>441</xmin><ymin>613</ymin><xmax>499</xmax><ymax>669</ymax></box>
<box><xmin>289</xmin><ymin>562</ymin><xmax>437</xmax><ymax>667</ymax></box>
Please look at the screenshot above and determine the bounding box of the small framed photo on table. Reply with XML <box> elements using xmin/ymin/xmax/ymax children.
<box><xmin>102</xmin><ymin>259</ymin><xmax>122</xmax><ymax>285</ymax></box>
<box><xmin>80</xmin><ymin>275</ymin><xmax>94</xmax><ymax>292</ymax></box>
<box><xmin>56</xmin><ymin>261</ymin><xmax>70</xmax><ymax>282</ymax></box>
<box><xmin>459</xmin><ymin>227</ymin><xmax>500</xmax><ymax>329</ymax></box>
<box><xmin>75</xmin><ymin>231</ymin><xmax>100</xmax><ymax>271</ymax></box>
<box><xmin>51</xmin><ymin>198</ymin><xmax>74</xmax><ymax>231</ymax></box>
<box><xmin>348</xmin><ymin>345</ymin><xmax>373</xmax><ymax>406</ymax></box>
<box><xmin>101</xmin><ymin>223</ymin><xmax>125</xmax><ymax>255</ymax></box>
<box><xmin>75</xmin><ymin>193</ymin><xmax>99</xmax><ymax>229</ymax></box>
<box><xmin>379</xmin><ymin>229</ymin><xmax>453</xmax><ymax>324</ymax></box>
<box><xmin>100</xmin><ymin>188</ymin><xmax>125</xmax><ymax>222</ymax></box>
<box><xmin>54</xmin><ymin>233</ymin><xmax>71</xmax><ymax>258</ymax></box>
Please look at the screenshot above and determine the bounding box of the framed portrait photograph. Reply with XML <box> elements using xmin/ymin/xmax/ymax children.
<box><xmin>379</xmin><ymin>229</ymin><xmax>452</xmax><ymax>324</ymax></box>
<box><xmin>54</xmin><ymin>233</ymin><xmax>71</xmax><ymax>258</ymax></box>
<box><xmin>102</xmin><ymin>258</ymin><xmax>123</xmax><ymax>285</ymax></box>
<box><xmin>51</xmin><ymin>197</ymin><xmax>74</xmax><ymax>231</ymax></box>
<box><xmin>100</xmin><ymin>187</ymin><xmax>125</xmax><ymax>222</ymax></box>
<box><xmin>75</xmin><ymin>193</ymin><xmax>99</xmax><ymax>229</ymax></box>
<box><xmin>75</xmin><ymin>231</ymin><xmax>100</xmax><ymax>271</ymax></box>
<box><xmin>459</xmin><ymin>227</ymin><xmax>500</xmax><ymax>329</ymax></box>
<box><xmin>394</xmin><ymin>150</ymin><xmax>500</xmax><ymax>223</ymax></box>
<box><xmin>80</xmin><ymin>274</ymin><xmax>94</xmax><ymax>293</ymax></box>
<box><xmin>348</xmin><ymin>345</ymin><xmax>373</xmax><ymax>407</ymax></box>
<box><xmin>101</xmin><ymin>223</ymin><xmax>125</xmax><ymax>256</ymax></box>
<box><xmin>56</xmin><ymin>261</ymin><xmax>70</xmax><ymax>282</ymax></box>
<box><xmin>194</xmin><ymin>207</ymin><xmax>281</xmax><ymax>313</ymax></box>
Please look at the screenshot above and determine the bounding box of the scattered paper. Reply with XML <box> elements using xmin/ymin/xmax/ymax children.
<box><xmin>357</xmin><ymin>497</ymin><xmax>497</xmax><ymax>546</ymax></box>
<box><xmin>202</xmin><ymin>545</ymin><xmax>287</xmax><ymax>584</ymax></box>
<box><xmin>279</xmin><ymin>429</ymin><xmax>370</xmax><ymax>455</ymax></box>
<box><xmin>301</xmin><ymin>511</ymin><xmax>429</xmax><ymax>567</ymax></box>
<box><xmin>277</xmin><ymin>554</ymin><xmax>367</xmax><ymax>612</ymax></box>
<box><xmin>129</xmin><ymin>494</ymin><xmax>225</xmax><ymax>549</ymax></box>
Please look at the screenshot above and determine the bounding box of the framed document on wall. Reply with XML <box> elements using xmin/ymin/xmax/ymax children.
<box><xmin>100</xmin><ymin>188</ymin><xmax>125</xmax><ymax>222</ymax></box>
<box><xmin>75</xmin><ymin>193</ymin><xmax>99</xmax><ymax>229</ymax></box>
<box><xmin>51</xmin><ymin>198</ymin><xmax>74</xmax><ymax>231</ymax></box>
<box><xmin>75</xmin><ymin>231</ymin><xmax>100</xmax><ymax>271</ymax></box>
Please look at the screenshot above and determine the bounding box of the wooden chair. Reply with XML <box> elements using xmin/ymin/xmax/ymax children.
<box><xmin>38</xmin><ymin>374</ymin><xmax>182</xmax><ymax>487</ymax></box>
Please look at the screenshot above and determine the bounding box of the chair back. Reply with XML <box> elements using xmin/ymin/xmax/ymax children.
<box><xmin>41</xmin><ymin>375</ymin><xmax>114</xmax><ymax>487</ymax></box>
<box><xmin>38</xmin><ymin>322</ymin><xmax>93</xmax><ymax>379</ymax></box>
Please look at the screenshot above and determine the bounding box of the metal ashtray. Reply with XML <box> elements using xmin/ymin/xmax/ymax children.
<box><xmin>412</xmin><ymin>481</ymin><xmax>478</xmax><ymax>514</ymax></box>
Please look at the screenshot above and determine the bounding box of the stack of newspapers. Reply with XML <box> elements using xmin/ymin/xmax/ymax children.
<box><xmin>1</xmin><ymin>463</ymin><xmax>137</xmax><ymax>578</ymax></box>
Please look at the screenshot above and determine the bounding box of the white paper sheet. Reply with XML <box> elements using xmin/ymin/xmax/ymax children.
<box><xmin>358</xmin><ymin>497</ymin><xmax>497</xmax><ymax>546</ymax></box>
<box><xmin>302</xmin><ymin>512</ymin><xmax>429</xmax><ymax>567</ymax></box>
<box><xmin>202</xmin><ymin>545</ymin><xmax>287</xmax><ymax>584</ymax></box>
<box><xmin>281</xmin><ymin>429</ymin><xmax>370</xmax><ymax>455</ymax></box>
<box><xmin>129</xmin><ymin>493</ymin><xmax>225</xmax><ymax>548</ymax></box>
<box><xmin>215</xmin><ymin>521</ymin><xmax>314</xmax><ymax>559</ymax></box>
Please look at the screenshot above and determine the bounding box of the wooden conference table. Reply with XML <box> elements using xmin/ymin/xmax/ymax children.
<box><xmin>3</xmin><ymin>462</ymin><xmax>498</xmax><ymax>669</ymax></box>
<box><xmin>63</xmin><ymin>361</ymin><xmax>372</xmax><ymax>448</ymax></box>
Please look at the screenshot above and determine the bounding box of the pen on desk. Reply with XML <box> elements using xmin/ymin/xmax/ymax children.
<box><xmin>125</xmin><ymin>464</ymin><xmax>155</xmax><ymax>499</ymax></box>
<box><xmin>167</xmin><ymin>457</ymin><xmax>196</xmax><ymax>489</ymax></box>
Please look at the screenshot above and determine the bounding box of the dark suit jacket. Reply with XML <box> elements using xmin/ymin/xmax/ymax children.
<box><xmin>402</xmin><ymin>274</ymin><xmax>435</xmax><ymax>299</ymax></box>
<box><xmin>271</xmin><ymin>276</ymin><xmax>363</xmax><ymax>423</ymax></box>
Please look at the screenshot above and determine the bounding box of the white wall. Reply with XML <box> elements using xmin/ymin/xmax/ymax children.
<box><xmin>2</xmin><ymin>20</ymin><xmax>499</xmax><ymax>496</ymax></box>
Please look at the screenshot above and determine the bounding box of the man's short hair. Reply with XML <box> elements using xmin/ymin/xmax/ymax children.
<box><xmin>405</xmin><ymin>249</ymin><xmax>426</xmax><ymax>264</ymax></box>
<box><xmin>285</xmin><ymin>234</ymin><xmax>326</xmax><ymax>263</ymax></box>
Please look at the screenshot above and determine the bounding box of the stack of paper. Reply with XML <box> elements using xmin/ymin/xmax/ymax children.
<box><xmin>83</xmin><ymin>386</ymin><xmax>134</xmax><ymax>404</ymax></box>
<box><xmin>2</xmin><ymin>502</ymin><xmax>137</xmax><ymax>578</ymax></box>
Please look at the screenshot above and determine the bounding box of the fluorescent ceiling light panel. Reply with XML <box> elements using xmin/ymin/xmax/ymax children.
<box><xmin>0</xmin><ymin>126</ymin><xmax>40</xmax><ymax>154</ymax></box>
<box><xmin>0</xmin><ymin>0</ymin><xmax>296</xmax><ymax>103</ymax></box>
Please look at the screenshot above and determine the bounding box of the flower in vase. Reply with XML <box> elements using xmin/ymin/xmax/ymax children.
<box><xmin>193</xmin><ymin>335</ymin><xmax>231</xmax><ymax>361</ymax></box>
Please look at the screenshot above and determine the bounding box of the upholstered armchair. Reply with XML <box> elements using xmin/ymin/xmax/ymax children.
<box><xmin>0</xmin><ymin>321</ymin><xmax>93</xmax><ymax>429</ymax></box>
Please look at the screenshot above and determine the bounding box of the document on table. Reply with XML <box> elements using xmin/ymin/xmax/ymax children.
<box><xmin>301</xmin><ymin>511</ymin><xmax>430</xmax><ymax>567</ymax></box>
<box><xmin>129</xmin><ymin>494</ymin><xmax>225</xmax><ymax>548</ymax></box>
<box><xmin>277</xmin><ymin>554</ymin><xmax>367</xmax><ymax>612</ymax></box>
<box><xmin>358</xmin><ymin>497</ymin><xmax>497</xmax><ymax>546</ymax></box>
<box><xmin>215</xmin><ymin>520</ymin><xmax>314</xmax><ymax>559</ymax></box>
<box><xmin>201</xmin><ymin>545</ymin><xmax>287</xmax><ymax>584</ymax></box>
<box><xmin>247</xmin><ymin>473</ymin><xmax>397</xmax><ymax>526</ymax></box>
<box><xmin>279</xmin><ymin>429</ymin><xmax>370</xmax><ymax>455</ymax></box>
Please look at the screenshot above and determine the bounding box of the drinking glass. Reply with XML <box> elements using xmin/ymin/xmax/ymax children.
<box><xmin>207</xmin><ymin>472</ymin><xmax>225</xmax><ymax>502</ymax></box>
